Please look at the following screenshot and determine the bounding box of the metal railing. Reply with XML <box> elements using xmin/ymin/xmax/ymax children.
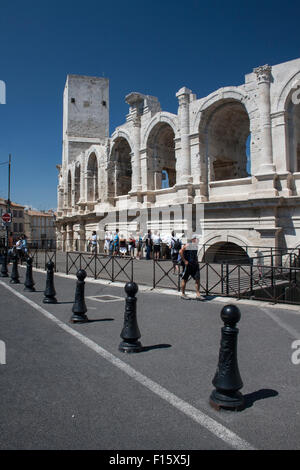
<box><xmin>66</xmin><ymin>252</ymin><xmax>134</xmax><ymax>283</ymax></box>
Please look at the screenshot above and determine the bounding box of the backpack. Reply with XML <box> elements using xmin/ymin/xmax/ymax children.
<box><xmin>173</xmin><ymin>238</ymin><xmax>181</xmax><ymax>252</ymax></box>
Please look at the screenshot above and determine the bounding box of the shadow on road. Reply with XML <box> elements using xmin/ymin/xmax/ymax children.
<box><xmin>141</xmin><ymin>344</ymin><xmax>172</xmax><ymax>353</ymax></box>
<box><xmin>243</xmin><ymin>388</ymin><xmax>279</xmax><ymax>409</ymax></box>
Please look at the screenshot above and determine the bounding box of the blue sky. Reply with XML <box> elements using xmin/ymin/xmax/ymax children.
<box><xmin>0</xmin><ymin>0</ymin><xmax>299</xmax><ymax>209</ymax></box>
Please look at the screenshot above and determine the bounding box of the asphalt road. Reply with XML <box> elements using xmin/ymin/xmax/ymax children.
<box><xmin>0</xmin><ymin>266</ymin><xmax>299</xmax><ymax>450</ymax></box>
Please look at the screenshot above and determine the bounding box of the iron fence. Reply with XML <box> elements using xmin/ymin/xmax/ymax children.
<box><xmin>66</xmin><ymin>252</ymin><xmax>134</xmax><ymax>283</ymax></box>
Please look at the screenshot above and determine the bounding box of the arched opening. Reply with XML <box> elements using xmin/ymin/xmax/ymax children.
<box><xmin>146</xmin><ymin>123</ymin><xmax>176</xmax><ymax>190</ymax></box>
<box><xmin>67</xmin><ymin>171</ymin><xmax>72</xmax><ymax>208</ymax></box>
<box><xmin>286</xmin><ymin>97</ymin><xmax>300</xmax><ymax>172</ymax></box>
<box><xmin>109</xmin><ymin>138</ymin><xmax>132</xmax><ymax>197</ymax></box>
<box><xmin>87</xmin><ymin>153</ymin><xmax>98</xmax><ymax>202</ymax></box>
<box><xmin>200</xmin><ymin>100</ymin><xmax>251</xmax><ymax>182</ymax></box>
<box><xmin>203</xmin><ymin>242</ymin><xmax>250</xmax><ymax>264</ymax></box>
<box><xmin>75</xmin><ymin>165</ymin><xmax>80</xmax><ymax>204</ymax></box>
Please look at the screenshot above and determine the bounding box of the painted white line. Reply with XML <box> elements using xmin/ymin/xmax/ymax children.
<box><xmin>0</xmin><ymin>280</ymin><xmax>255</xmax><ymax>451</ymax></box>
<box><xmin>260</xmin><ymin>307</ymin><xmax>300</xmax><ymax>340</ymax></box>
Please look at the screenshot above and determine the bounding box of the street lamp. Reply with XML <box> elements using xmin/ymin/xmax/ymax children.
<box><xmin>0</xmin><ymin>155</ymin><xmax>12</xmax><ymax>277</ymax></box>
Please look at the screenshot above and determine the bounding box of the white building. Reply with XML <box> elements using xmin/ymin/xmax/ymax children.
<box><xmin>56</xmin><ymin>58</ymin><xmax>300</xmax><ymax>261</ymax></box>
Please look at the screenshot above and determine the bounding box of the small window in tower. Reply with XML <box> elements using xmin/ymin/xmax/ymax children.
<box><xmin>102</xmin><ymin>100</ymin><xmax>106</xmax><ymax>107</ymax></box>
<box><xmin>71</xmin><ymin>98</ymin><xmax>75</xmax><ymax>103</ymax></box>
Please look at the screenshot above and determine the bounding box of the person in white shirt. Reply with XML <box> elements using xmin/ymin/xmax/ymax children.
<box><xmin>104</xmin><ymin>231</ymin><xmax>111</xmax><ymax>254</ymax></box>
<box><xmin>152</xmin><ymin>231</ymin><xmax>161</xmax><ymax>260</ymax></box>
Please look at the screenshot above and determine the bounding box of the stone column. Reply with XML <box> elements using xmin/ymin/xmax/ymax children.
<box><xmin>71</xmin><ymin>166</ymin><xmax>76</xmax><ymax>212</ymax></box>
<box><xmin>125</xmin><ymin>93</ymin><xmax>143</xmax><ymax>193</ymax></box>
<box><xmin>61</xmin><ymin>225</ymin><xmax>66</xmax><ymax>252</ymax></box>
<box><xmin>57</xmin><ymin>186</ymin><xmax>63</xmax><ymax>213</ymax></box>
<box><xmin>66</xmin><ymin>224</ymin><xmax>73</xmax><ymax>252</ymax></box>
<box><xmin>254</xmin><ymin>65</ymin><xmax>275</xmax><ymax>174</ymax></box>
<box><xmin>78</xmin><ymin>222</ymin><xmax>86</xmax><ymax>252</ymax></box>
<box><xmin>131</xmin><ymin>116</ymin><xmax>142</xmax><ymax>192</ymax></box>
<box><xmin>176</xmin><ymin>87</ymin><xmax>193</xmax><ymax>184</ymax></box>
<box><xmin>79</xmin><ymin>155</ymin><xmax>85</xmax><ymax>204</ymax></box>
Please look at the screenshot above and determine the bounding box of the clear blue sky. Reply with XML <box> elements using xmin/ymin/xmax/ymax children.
<box><xmin>0</xmin><ymin>0</ymin><xmax>299</xmax><ymax>210</ymax></box>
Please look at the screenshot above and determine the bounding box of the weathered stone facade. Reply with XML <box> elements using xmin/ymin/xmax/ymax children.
<box><xmin>56</xmin><ymin>59</ymin><xmax>300</xmax><ymax>258</ymax></box>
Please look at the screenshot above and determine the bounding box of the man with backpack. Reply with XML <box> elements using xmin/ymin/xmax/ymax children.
<box><xmin>179</xmin><ymin>234</ymin><xmax>203</xmax><ymax>300</ymax></box>
<box><xmin>170</xmin><ymin>231</ymin><xmax>182</xmax><ymax>275</ymax></box>
<box><xmin>144</xmin><ymin>230</ymin><xmax>153</xmax><ymax>260</ymax></box>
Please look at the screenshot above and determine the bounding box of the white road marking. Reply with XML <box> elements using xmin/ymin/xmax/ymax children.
<box><xmin>0</xmin><ymin>280</ymin><xmax>255</xmax><ymax>450</ymax></box>
<box><xmin>260</xmin><ymin>307</ymin><xmax>300</xmax><ymax>340</ymax></box>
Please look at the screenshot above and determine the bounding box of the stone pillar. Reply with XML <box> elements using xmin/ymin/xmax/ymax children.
<box><xmin>78</xmin><ymin>222</ymin><xmax>86</xmax><ymax>252</ymax></box>
<box><xmin>56</xmin><ymin>226</ymin><xmax>62</xmax><ymax>251</ymax></box>
<box><xmin>79</xmin><ymin>155</ymin><xmax>85</xmax><ymax>204</ymax></box>
<box><xmin>254</xmin><ymin>65</ymin><xmax>275</xmax><ymax>174</ymax></box>
<box><xmin>176</xmin><ymin>87</ymin><xmax>193</xmax><ymax>184</ymax></box>
<box><xmin>131</xmin><ymin>116</ymin><xmax>142</xmax><ymax>192</ymax></box>
<box><xmin>125</xmin><ymin>93</ymin><xmax>143</xmax><ymax>193</ymax></box>
<box><xmin>57</xmin><ymin>186</ymin><xmax>63</xmax><ymax>212</ymax></box>
<box><xmin>66</xmin><ymin>224</ymin><xmax>73</xmax><ymax>252</ymax></box>
<box><xmin>71</xmin><ymin>166</ymin><xmax>76</xmax><ymax>212</ymax></box>
<box><xmin>61</xmin><ymin>225</ymin><xmax>66</xmax><ymax>252</ymax></box>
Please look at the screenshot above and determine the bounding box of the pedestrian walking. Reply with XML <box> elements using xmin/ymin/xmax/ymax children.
<box><xmin>170</xmin><ymin>231</ymin><xmax>182</xmax><ymax>275</ymax></box>
<box><xmin>179</xmin><ymin>234</ymin><xmax>203</xmax><ymax>300</ymax></box>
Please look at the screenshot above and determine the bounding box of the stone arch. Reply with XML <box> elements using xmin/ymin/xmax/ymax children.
<box><xmin>201</xmin><ymin>232</ymin><xmax>256</xmax><ymax>257</ymax></box>
<box><xmin>202</xmin><ymin>241</ymin><xmax>251</xmax><ymax>264</ymax></box>
<box><xmin>142</xmin><ymin>112</ymin><xmax>178</xmax><ymax>149</ymax></box>
<box><xmin>111</xmin><ymin>129</ymin><xmax>134</xmax><ymax>152</ymax></box>
<box><xmin>198</xmin><ymin>96</ymin><xmax>251</xmax><ymax>183</ymax></box>
<box><xmin>109</xmin><ymin>136</ymin><xmax>132</xmax><ymax>197</ymax></box>
<box><xmin>278</xmin><ymin>78</ymin><xmax>300</xmax><ymax>173</ymax></box>
<box><xmin>145</xmin><ymin>121</ymin><xmax>176</xmax><ymax>190</ymax></box>
<box><xmin>192</xmin><ymin>87</ymin><xmax>257</xmax><ymax>133</ymax></box>
<box><xmin>275</xmin><ymin>71</ymin><xmax>300</xmax><ymax>113</ymax></box>
<box><xmin>87</xmin><ymin>152</ymin><xmax>98</xmax><ymax>201</ymax></box>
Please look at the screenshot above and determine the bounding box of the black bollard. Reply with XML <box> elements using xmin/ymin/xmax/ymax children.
<box><xmin>209</xmin><ymin>304</ymin><xmax>244</xmax><ymax>411</ymax></box>
<box><xmin>24</xmin><ymin>256</ymin><xmax>35</xmax><ymax>292</ymax></box>
<box><xmin>70</xmin><ymin>269</ymin><xmax>89</xmax><ymax>323</ymax></box>
<box><xmin>0</xmin><ymin>250</ymin><xmax>8</xmax><ymax>278</ymax></box>
<box><xmin>119</xmin><ymin>282</ymin><xmax>143</xmax><ymax>353</ymax></box>
<box><xmin>43</xmin><ymin>261</ymin><xmax>57</xmax><ymax>303</ymax></box>
<box><xmin>10</xmin><ymin>254</ymin><xmax>20</xmax><ymax>284</ymax></box>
